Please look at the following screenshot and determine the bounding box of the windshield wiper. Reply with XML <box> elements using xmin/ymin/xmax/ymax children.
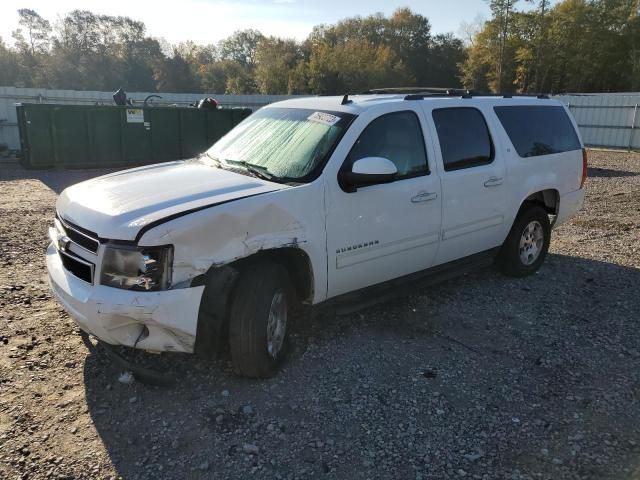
<box><xmin>225</xmin><ymin>160</ymin><xmax>278</xmax><ymax>181</ymax></box>
<box><xmin>203</xmin><ymin>156</ymin><xmax>285</xmax><ymax>182</ymax></box>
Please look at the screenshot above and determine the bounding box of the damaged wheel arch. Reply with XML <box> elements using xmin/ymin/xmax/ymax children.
<box><xmin>192</xmin><ymin>246</ymin><xmax>314</xmax><ymax>358</ymax></box>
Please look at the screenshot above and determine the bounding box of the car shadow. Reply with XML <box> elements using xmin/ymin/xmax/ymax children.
<box><xmin>81</xmin><ymin>253</ymin><xmax>640</xmax><ymax>479</ymax></box>
<box><xmin>588</xmin><ymin>166</ymin><xmax>640</xmax><ymax>178</ymax></box>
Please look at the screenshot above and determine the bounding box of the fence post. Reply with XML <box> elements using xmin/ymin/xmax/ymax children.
<box><xmin>629</xmin><ymin>104</ymin><xmax>638</xmax><ymax>151</ymax></box>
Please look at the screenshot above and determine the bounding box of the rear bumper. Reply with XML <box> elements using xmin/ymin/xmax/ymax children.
<box><xmin>555</xmin><ymin>188</ymin><xmax>586</xmax><ymax>227</ymax></box>
<box><xmin>46</xmin><ymin>244</ymin><xmax>204</xmax><ymax>353</ymax></box>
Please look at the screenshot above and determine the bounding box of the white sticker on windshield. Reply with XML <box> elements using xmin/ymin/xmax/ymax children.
<box><xmin>307</xmin><ymin>111</ymin><xmax>341</xmax><ymax>126</ymax></box>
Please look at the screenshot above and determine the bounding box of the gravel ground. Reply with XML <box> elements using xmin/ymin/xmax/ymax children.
<box><xmin>0</xmin><ymin>150</ymin><xmax>639</xmax><ymax>480</ymax></box>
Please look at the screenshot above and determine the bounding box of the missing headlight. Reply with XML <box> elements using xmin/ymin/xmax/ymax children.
<box><xmin>100</xmin><ymin>244</ymin><xmax>173</xmax><ymax>291</ymax></box>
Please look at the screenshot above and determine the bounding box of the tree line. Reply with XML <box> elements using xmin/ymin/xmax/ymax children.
<box><xmin>1</xmin><ymin>1</ymin><xmax>639</xmax><ymax>95</ymax></box>
<box><xmin>0</xmin><ymin>7</ymin><xmax>464</xmax><ymax>95</ymax></box>
<box><xmin>462</xmin><ymin>0</ymin><xmax>640</xmax><ymax>93</ymax></box>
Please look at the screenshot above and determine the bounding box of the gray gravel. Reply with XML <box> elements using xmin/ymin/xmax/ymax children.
<box><xmin>0</xmin><ymin>150</ymin><xmax>639</xmax><ymax>479</ymax></box>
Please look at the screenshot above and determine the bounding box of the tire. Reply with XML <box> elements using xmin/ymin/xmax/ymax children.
<box><xmin>497</xmin><ymin>204</ymin><xmax>551</xmax><ymax>277</ymax></box>
<box><xmin>228</xmin><ymin>262</ymin><xmax>293</xmax><ymax>378</ymax></box>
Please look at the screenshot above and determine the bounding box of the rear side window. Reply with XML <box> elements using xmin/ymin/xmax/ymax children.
<box><xmin>494</xmin><ymin>105</ymin><xmax>581</xmax><ymax>158</ymax></box>
<box><xmin>432</xmin><ymin>108</ymin><xmax>494</xmax><ymax>172</ymax></box>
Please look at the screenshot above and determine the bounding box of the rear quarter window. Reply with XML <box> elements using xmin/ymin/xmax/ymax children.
<box><xmin>494</xmin><ymin>105</ymin><xmax>581</xmax><ymax>158</ymax></box>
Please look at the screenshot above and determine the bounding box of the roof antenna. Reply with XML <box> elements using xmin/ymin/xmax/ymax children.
<box><xmin>341</xmin><ymin>94</ymin><xmax>352</xmax><ymax>105</ymax></box>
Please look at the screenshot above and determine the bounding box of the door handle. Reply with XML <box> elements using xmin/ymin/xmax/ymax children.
<box><xmin>484</xmin><ymin>177</ymin><xmax>504</xmax><ymax>187</ymax></box>
<box><xmin>411</xmin><ymin>192</ymin><xmax>438</xmax><ymax>203</ymax></box>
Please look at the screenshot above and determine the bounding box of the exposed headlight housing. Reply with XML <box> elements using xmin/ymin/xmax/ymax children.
<box><xmin>100</xmin><ymin>244</ymin><xmax>173</xmax><ymax>291</ymax></box>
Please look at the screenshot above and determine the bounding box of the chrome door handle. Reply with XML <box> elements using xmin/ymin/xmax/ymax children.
<box><xmin>411</xmin><ymin>192</ymin><xmax>438</xmax><ymax>203</ymax></box>
<box><xmin>484</xmin><ymin>177</ymin><xmax>504</xmax><ymax>187</ymax></box>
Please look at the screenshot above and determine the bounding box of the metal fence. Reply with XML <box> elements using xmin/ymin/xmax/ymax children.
<box><xmin>0</xmin><ymin>86</ymin><xmax>302</xmax><ymax>151</ymax></box>
<box><xmin>553</xmin><ymin>93</ymin><xmax>640</xmax><ymax>150</ymax></box>
<box><xmin>3</xmin><ymin>86</ymin><xmax>640</xmax><ymax>153</ymax></box>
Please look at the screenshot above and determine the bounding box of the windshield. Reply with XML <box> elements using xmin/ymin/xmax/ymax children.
<box><xmin>204</xmin><ymin>107</ymin><xmax>355</xmax><ymax>182</ymax></box>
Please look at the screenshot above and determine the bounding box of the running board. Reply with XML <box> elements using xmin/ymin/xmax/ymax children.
<box><xmin>318</xmin><ymin>248</ymin><xmax>499</xmax><ymax>316</ymax></box>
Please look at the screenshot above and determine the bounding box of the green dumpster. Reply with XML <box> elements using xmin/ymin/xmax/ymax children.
<box><xmin>15</xmin><ymin>104</ymin><xmax>252</xmax><ymax>169</ymax></box>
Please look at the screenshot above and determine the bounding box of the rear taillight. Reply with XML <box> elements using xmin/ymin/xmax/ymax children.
<box><xmin>580</xmin><ymin>148</ymin><xmax>588</xmax><ymax>189</ymax></box>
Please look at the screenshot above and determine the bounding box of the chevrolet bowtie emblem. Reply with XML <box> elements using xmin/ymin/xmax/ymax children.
<box><xmin>58</xmin><ymin>235</ymin><xmax>71</xmax><ymax>252</ymax></box>
<box><xmin>48</xmin><ymin>226</ymin><xmax>72</xmax><ymax>253</ymax></box>
<box><xmin>57</xmin><ymin>234</ymin><xmax>71</xmax><ymax>252</ymax></box>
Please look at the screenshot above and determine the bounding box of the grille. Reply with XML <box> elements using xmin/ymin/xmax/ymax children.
<box><xmin>58</xmin><ymin>217</ymin><xmax>100</xmax><ymax>253</ymax></box>
<box><xmin>59</xmin><ymin>250</ymin><xmax>94</xmax><ymax>284</ymax></box>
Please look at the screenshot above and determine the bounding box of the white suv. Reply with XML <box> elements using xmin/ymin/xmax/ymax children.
<box><xmin>47</xmin><ymin>92</ymin><xmax>587</xmax><ymax>377</ymax></box>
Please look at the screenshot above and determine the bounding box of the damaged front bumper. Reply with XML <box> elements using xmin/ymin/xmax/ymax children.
<box><xmin>46</xmin><ymin>244</ymin><xmax>204</xmax><ymax>353</ymax></box>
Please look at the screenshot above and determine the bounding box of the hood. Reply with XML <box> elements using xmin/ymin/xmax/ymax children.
<box><xmin>57</xmin><ymin>160</ymin><xmax>285</xmax><ymax>241</ymax></box>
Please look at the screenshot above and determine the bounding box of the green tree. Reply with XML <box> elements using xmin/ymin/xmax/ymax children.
<box><xmin>255</xmin><ymin>37</ymin><xmax>302</xmax><ymax>94</ymax></box>
<box><xmin>5</xmin><ymin>3</ymin><xmax>640</xmax><ymax>96</ymax></box>
<box><xmin>385</xmin><ymin>8</ymin><xmax>433</xmax><ymax>85</ymax></box>
<box><xmin>425</xmin><ymin>34</ymin><xmax>465</xmax><ymax>87</ymax></box>
<box><xmin>488</xmin><ymin>0</ymin><xmax>520</xmax><ymax>92</ymax></box>
<box><xmin>201</xmin><ymin>60</ymin><xmax>239</xmax><ymax>93</ymax></box>
<box><xmin>154</xmin><ymin>48</ymin><xmax>201</xmax><ymax>92</ymax></box>
<box><xmin>308</xmin><ymin>38</ymin><xmax>410</xmax><ymax>94</ymax></box>
<box><xmin>532</xmin><ymin>0</ymin><xmax>551</xmax><ymax>91</ymax></box>
<box><xmin>287</xmin><ymin>61</ymin><xmax>309</xmax><ymax>94</ymax></box>
<box><xmin>463</xmin><ymin>0</ymin><xmax>640</xmax><ymax>93</ymax></box>
<box><xmin>225</xmin><ymin>70</ymin><xmax>257</xmax><ymax>94</ymax></box>
<box><xmin>121</xmin><ymin>38</ymin><xmax>165</xmax><ymax>91</ymax></box>
<box><xmin>0</xmin><ymin>37</ymin><xmax>20</xmax><ymax>86</ymax></box>
<box><xmin>12</xmin><ymin>8</ymin><xmax>51</xmax><ymax>56</ymax></box>
<box><xmin>12</xmin><ymin>9</ymin><xmax>52</xmax><ymax>87</ymax></box>
<box><xmin>218</xmin><ymin>30</ymin><xmax>264</xmax><ymax>67</ymax></box>
<box><xmin>460</xmin><ymin>19</ymin><xmax>501</xmax><ymax>91</ymax></box>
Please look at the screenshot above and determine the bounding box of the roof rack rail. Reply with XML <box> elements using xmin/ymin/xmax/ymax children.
<box><xmin>361</xmin><ymin>88</ymin><xmax>552</xmax><ymax>101</ymax></box>
<box><xmin>404</xmin><ymin>90</ymin><xmax>473</xmax><ymax>101</ymax></box>
<box><xmin>497</xmin><ymin>93</ymin><xmax>550</xmax><ymax>99</ymax></box>
<box><xmin>404</xmin><ymin>92</ymin><xmax>552</xmax><ymax>101</ymax></box>
<box><xmin>363</xmin><ymin>87</ymin><xmax>471</xmax><ymax>96</ymax></box>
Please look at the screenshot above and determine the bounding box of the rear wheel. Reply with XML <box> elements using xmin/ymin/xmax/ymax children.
<box><xmin>228</xmin><ymin>262</ymin><xmax>292</xmax><ymax>378</ymax></box>
<box><xmin>497</xmin><ymin>204</ymin><xmax>551</xmax><ymax>277</ymax></box>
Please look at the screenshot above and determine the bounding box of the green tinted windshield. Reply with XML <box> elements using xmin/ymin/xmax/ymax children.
<box><xmin>206</xmin><ymin>107</ymin><xmax>355</xmax><ymax>181</ymax></box>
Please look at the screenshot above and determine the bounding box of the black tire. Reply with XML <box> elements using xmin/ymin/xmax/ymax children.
<box><xmin>228</xmin><ymin>262</ymin><xmax>293</xmax><ymax>378</ymax></box>
<box><xmin>497</xmin><ymin>204</ymin><xmax>551</xmax><ymax>277</ymax></box>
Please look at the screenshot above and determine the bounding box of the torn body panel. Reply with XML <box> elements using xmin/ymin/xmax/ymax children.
<box><xmin>138</xmin><ymin>181</ymin><xmax>326</xmax><ymax>304</ymax></box>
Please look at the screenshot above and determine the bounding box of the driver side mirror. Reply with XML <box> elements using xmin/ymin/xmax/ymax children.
<box><xmin>341</xmin><ymin>157</ymin><xmax>398</xmax><ymax>192</ymax></box>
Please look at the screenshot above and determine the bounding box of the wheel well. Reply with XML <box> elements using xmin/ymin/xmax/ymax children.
<box><xmin>522</xmin><ymin>189</ymin><xmax>559</xmax><ymax>215</ymax></box>
<box><xmin>193</xmin><ymin>247</ymin><xmax>314</xmax><ymax>358</ymax></box>
<box><xmin>233</xmin><ymin>248</ymin><xmax>314</xmax><ymax>304</ymax></box>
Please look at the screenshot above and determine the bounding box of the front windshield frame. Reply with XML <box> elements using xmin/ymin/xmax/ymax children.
<box><xmin>204</xmin><ymin>107</ymin><xmax>357</xmax><ymax>184</ymax></box>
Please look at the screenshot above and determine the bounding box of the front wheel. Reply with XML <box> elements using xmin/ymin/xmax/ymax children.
<box><xmin>228</xmin><ymin>262</ymin><xmax>293</xmax><ymax>378</ymax></box>
<box><xmin>497</xmin><ymin>204</ymin><xmax>551</xmax><ymax>277</ymax></box>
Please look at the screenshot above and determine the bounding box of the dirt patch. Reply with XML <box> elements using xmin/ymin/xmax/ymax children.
<box><xmin>1</xmin><ymin>151</ymin><xmax>639</xmax><ymax>479</ymax></box>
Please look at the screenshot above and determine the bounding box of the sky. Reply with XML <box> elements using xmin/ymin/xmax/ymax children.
<box><xmin>0</xmin><ymin>0</ymin><xmax>496</xmax><ymax>46</ymax></box>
